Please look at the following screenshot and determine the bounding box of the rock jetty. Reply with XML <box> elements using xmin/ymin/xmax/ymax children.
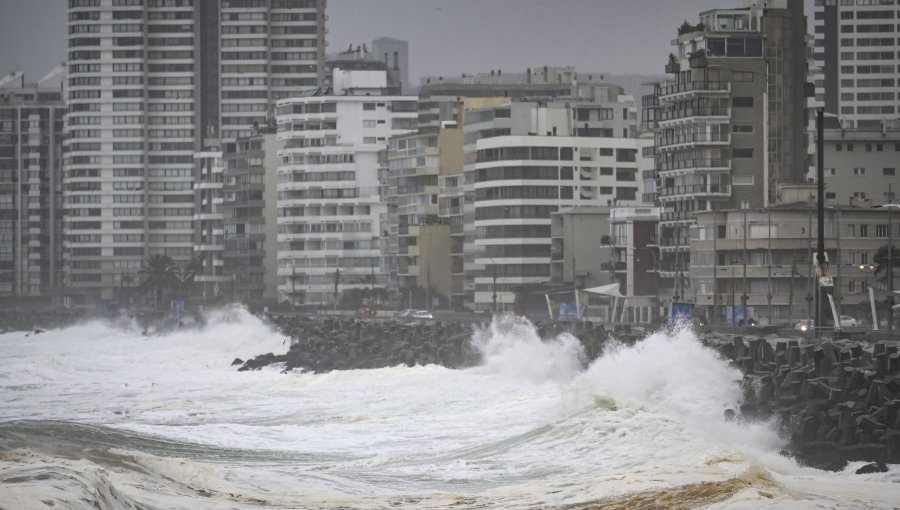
<box><xmin>700</xmin><ymin>332</ymin><xmax>900</xmax><ymax>470</ymax></box>
<box><xmin>238</xmin><ymin>316</ymin><xmax>622</xmax><ymax>372</ymax></box>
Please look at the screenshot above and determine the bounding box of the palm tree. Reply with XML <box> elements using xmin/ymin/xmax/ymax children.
<box><xmin>175</xmin><ymin>255</ymin><xmax>204</xmax><ymax>301</ymax></box>
<box><xmin>140</xmin><ymin>254</ymin><xmax>179</xmax><ymax>310</ymax></box>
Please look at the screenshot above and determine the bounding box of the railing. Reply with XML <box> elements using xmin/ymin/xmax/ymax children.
<box><xmin>659</xmin><ymin>211</ymin><xmax>694</xmax><ymax>223</ymax></box>
<box><xmin>658</xmin><ymin>81</ymin><xmax>729</xmax><ymax>97</ymax></box>
<box><xmin>658</xmin><ymin>107</ymin><xmax>731</xmax><ymax>122</ymax></box>
<box><xmin>656</xmin><ymin>133</ymin><xmax>730</xmax><ymax>148</ymax></box>
<box><xmin>657</xmin><ymin>158</ymin><xmax>731</xmax><ymax>172</ymax></box>
<box><xmin>659</xmin><ymin>183</ymin><xmax>732</xmax><ymax>197</ymax></box>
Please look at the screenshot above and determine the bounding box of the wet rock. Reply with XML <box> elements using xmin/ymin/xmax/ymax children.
<box><xmin>855</xmin><ymin>462</ymin><xmax>888</xmax><ymax>474</ymax></box>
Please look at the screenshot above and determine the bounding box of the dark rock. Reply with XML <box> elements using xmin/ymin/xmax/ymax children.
<box><xmin>231</xmin><ymin>357</ymin><xmax>244</xmax><ymax>366</ymax></box>
<box><xmin>855</xmin><ymin>462</ymin><xmax>888</xmax><ymax>474</ymax></box>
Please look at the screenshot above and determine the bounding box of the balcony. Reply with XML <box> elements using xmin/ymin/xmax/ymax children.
<box><xmin>657</xmin><ymin>158</ymin><xmax>731</xmax><ymax>174</ymax></box>
<box><xmin>658</xmin><ymin>211</ymin><xmax>695</xmax><ymax>225</ymax></box>
<box><xmin>658</xmin><ymin>107</ymin><xmax>731</xmax><ymax>125</ymax></box>
<box><xmin>658</xmin><ymin>183</ymin><xmax>732</xmax><ymax>200</ymax></box>
<box><xmin>656</xmin><ymin>133</ymin><xmax>730</xmax><ymax>151</ymax></box>
<box><xmin>657</xmin><ymin>81</ymin><xmax>729</xmax><ymax>101</ymax></box>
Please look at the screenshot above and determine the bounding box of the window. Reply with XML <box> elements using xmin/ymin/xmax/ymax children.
<box><xmin>836</xmin><ymin>143</ymin><xmax>842</xmax><ymax>152</ymax></box>
<box><xmin>876</xmin><ymin>224</ymin><xmax>889</xmax><ymax>237</ymax></box>
<box><xmin>733</xmin><ymin>175</ymin><xmax>754</xmax><ymax>185</ymax></box>
<box><xmin>733</xmin><ymin>148</ymin><xmax>754</xmax><ymax>158</ymax></box>
<box><xmin>853</xmin><ymin>167</ymin><xmax>866</xmax><ymax>175</ymax></box>
<box><xmin>860</xmin><ymin>224</ymin><xmax>869</xmax><ymax>237</ymax></box>
<box><xmin>847</xmin><ymin>144</ymin><xmax>854</xmax><ymax>152</ymax></box>
<box><xmin>884</xmin><ymin>168</ymin><xmax>896</xmax><ymax>176</ymax></box>
<box><xmin>732</xmin><ymin>97</ymin><xmax>754</xmax><ymax>108</ymax></box>
<box><xmin>732</xmin><ymin>124</ymin><xmax>754</xmax><ymax>133</ymax></box>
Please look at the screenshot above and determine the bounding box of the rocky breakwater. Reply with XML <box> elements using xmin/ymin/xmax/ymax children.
<box><xmin>238</xmin><ymin>317</ymin><xmax>483</xmax><ymax>372</ymax></box>
<box><xmin>0</xmin><ymin>308</ymin><xmax>84</xmax><ymax>334</ymax></box>
<box><xmin>701</xmin><ymin>332</ymin><xmax>900</xmax><ymax>471</ymax></box>
<box><xmin>237</xmin><ymin>316</ymin><xmax>619</xmax><ymax>373</ymax></box>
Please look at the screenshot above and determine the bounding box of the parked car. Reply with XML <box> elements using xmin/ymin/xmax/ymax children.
<box><xmin>395</xmin><ymin>309</ymin><xmax>432</xmax><ymax>319</ymax></box>
<box><xmin>838</xmin><ymin>315</ymin><xmax>858</xmax><ymax>328</ymax></box>
<box><xmin>795</xmin><ymin>316</ymin><xmax>858</xmax><ymax>331</ymax></box>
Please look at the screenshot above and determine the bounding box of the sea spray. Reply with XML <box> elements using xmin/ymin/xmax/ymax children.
<box><xmin>471</xmin><ymin>314</ymin><xmax>586</xmax><ymax>383</ymax></box>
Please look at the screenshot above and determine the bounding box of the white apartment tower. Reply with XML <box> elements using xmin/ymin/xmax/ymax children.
<box><xmin>275</xmin><ymin>69</ymin><xmax>417</xmax><ymax>306</ymax></box>
<box><xmin>813</xmin><ymin>0</ymin><xmax>900</xmax><ymax>128</ymax></box>
<box><xmin>64</xmin><ymin>0</ymin><xmax>325</xmax><ymax>304</ymax></box>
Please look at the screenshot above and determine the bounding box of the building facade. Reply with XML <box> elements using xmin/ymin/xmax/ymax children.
<box><xmin>0</xmin><ymin>78</ymin><xmax>65</xmax><ymax>301</ymax></box>
<box><xmin>221</xmin><ymin>127</ymin><xmax>281</xmax><ymax>307</ymax></box>
<box><xmin>470</xmin><ymin>135</ymin><xmax>649</xmax><ymax>312</ymax></box>
<box><xmin>820</xmin><ymin>127</ymin><xmax>900</xmax><ymax>205</ymax></box>
<box><xmin>649</xmin><ymin>6</ymin><xmax>774</xmax><ymax>306</ymax></box>
<box><xmin>275</xmin><ymin>70</ymin><xmax>417</xmax><ymax>306</ymax></box>
<box><xmin>385</xmin><ymin>125</ymin><xmax>463</xmax><ymax>309</ymax></box>
<box><xmin>691</xmin><ymin>203</ymin><xmax>899</xmax><ymax>326</ymax></box>
<box><xmin>63</xmin><ymin>0</ymin><xmax>325</xmax><ymax>304</ymax></box>
<box><xmin>813</xmin><ymin>0</ymin><xmax>900</xmax><ymax>128</ymax></box>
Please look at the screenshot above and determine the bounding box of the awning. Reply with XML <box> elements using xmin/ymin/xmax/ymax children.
<box><xmin>582</xmin><ymin>283</ymin><xmax>624</xmax><ymax>298</ymax></box>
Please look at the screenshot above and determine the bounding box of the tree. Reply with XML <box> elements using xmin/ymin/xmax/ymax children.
<box><xmin>175</xmin><ymin>255</ymin><xmax>204</xmax><ymax>300</ymax></box>
<box><xmin>139</xmin><ymin>254</ymin><xmax>179</xmax><ymax>310</ymax></box>
<box><xmin>872</xmin><ymin>245</ymin><xmax>900</xmax><ymax>283</ymax></box>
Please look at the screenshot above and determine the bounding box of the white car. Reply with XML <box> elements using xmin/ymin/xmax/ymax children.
<box><xmin>838</xmin><ymin>315</ymin><xmax>858</xmax><ymax>328</ymax></box>
<box><xmin>795</xmin><ymin>316</ymin><xmax>858</xmax><ymax>331</ymax></box>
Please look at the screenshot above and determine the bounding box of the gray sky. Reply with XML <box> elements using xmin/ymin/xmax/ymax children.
<box><xmin>0</xmin><ymin>0</ymin><xmax>814</xmax><ymax>86</ymax></box>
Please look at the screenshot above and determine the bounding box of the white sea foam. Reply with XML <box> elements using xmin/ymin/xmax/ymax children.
<box><xmin>2</xmin><ymin>309</ymin><xmax>899</xmax><ymax>509</ymax></box>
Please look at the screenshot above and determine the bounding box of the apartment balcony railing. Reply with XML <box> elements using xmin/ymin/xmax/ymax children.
<box><xmin>658</xmin><ymin>183</ymin><xmax>732</xmax><ymax>199</ymax></box>
<box><xmin>657</xmin><ymin>158</ymin><xmax>731</xmax><ymax>173</ymax></box>
<box><xmin>657</xmin><ymin>107</ymin><xmax>731</xmax><ymax>123</ymax></box>
<box><xmin>657</xmin><ymin>81</ymin><xmax>729</xmax><ymax>100</ymax></box>
<box><xmin>659</xmin><ymin>211</ymin><xmax>695</xmax><ymax>223</ymax></box>
<box><xmin>656</xmin><ymin>133</ymin><xmax>730</xmax><ymax>150</ymax></box>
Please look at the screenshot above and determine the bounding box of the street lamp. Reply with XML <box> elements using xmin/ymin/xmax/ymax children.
<box><xmin>859</xmin><ymin>263</ymin><xmax>876</xmax><ymax>291</ymax></box>
<box><xmin>879</xmin><ymin>197</ymin><xmax>898</xmax><ymax>331</ymax></box>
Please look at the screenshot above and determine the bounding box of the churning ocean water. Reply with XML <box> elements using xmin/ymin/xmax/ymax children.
<box><xmin>0</xmin><ymin>307</ymin><xmax>898</xmax><ymax>509</ymax></box>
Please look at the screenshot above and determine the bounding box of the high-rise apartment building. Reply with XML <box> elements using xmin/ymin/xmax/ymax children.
<box><xmin>813</xmin><ymin>0</ymin><xmax>900</xmax><ymax>128</ymax></box>
<box><xmin>275</xmin><ymin>69</ymin><xmax>417</xmax><ymax>306</ymax></box>
<box><xmin>385</xmin><ymin>124</ymin><xmax>463</xmax><ymax>309</ymax></box>
<box><xmin>461</xmin><ymin>85</ymin><xmax>647</xmax><ymax>312</ymax></box>
<box><xmin>0</xmin><ymin>74</ymin><xmax>66</xmax><ymax>301</ymax></box>
<box><xmin>221</xmin><ymin>127</ymin><xmax>282</xmax><ymax>307</ymax></box>
<box><xmin>646</xmin><ymin>3</ymin><xmax>810</xmax><ymax>304</ymax></box>
<box><xmin>64</xmin><ymin>0</ymin><xmax>325</xmax><ymax>304</ymax></box>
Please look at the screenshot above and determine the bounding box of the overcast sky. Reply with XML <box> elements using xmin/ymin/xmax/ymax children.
<box><xmin>0</xmin><ymin>0</ymin><xmax>814</xmax><ymax>86</ymax></box>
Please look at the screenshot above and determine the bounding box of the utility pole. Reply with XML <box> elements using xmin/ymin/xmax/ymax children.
<box><xmin>887</xmin><ymin>184</ymin><xmax>895</xmax><ymax>331</ymax></box>
<box><xmin>492</xmin><ymin>264</ymin><xmax>497</xmax><ymax>315</ymax></box>
<box><xmin>767</xmin><ymin>208</ymin><xmax>772</xmax><ymax>325</ymax></box>
<box><xmin>806</xmin><ymin>194</ymin><xmax>813</xmax><ymax>323</ymax></box>
<box><xmin>815</xmin><ymin>108</ymin><xmax>829</xmax><ymax>339</ymax></box>
<box><xmin>835</xmin><ymin>207</ymin><xmax>842</xmax><ymax>322</ymax></box>
<box><xmin>333</xmin><ymin>267</ymin><xmax>340</xmax><ymax>312</ymax></box>
<box><xmin>741</xmin><ymin>202</ymin><xmax>748</xmax><ymax>324</ymax></box>
<box><xmin>713</xmin><ymin>212</ymin><xmax>718</xmax><ymax>324</ymax></box>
